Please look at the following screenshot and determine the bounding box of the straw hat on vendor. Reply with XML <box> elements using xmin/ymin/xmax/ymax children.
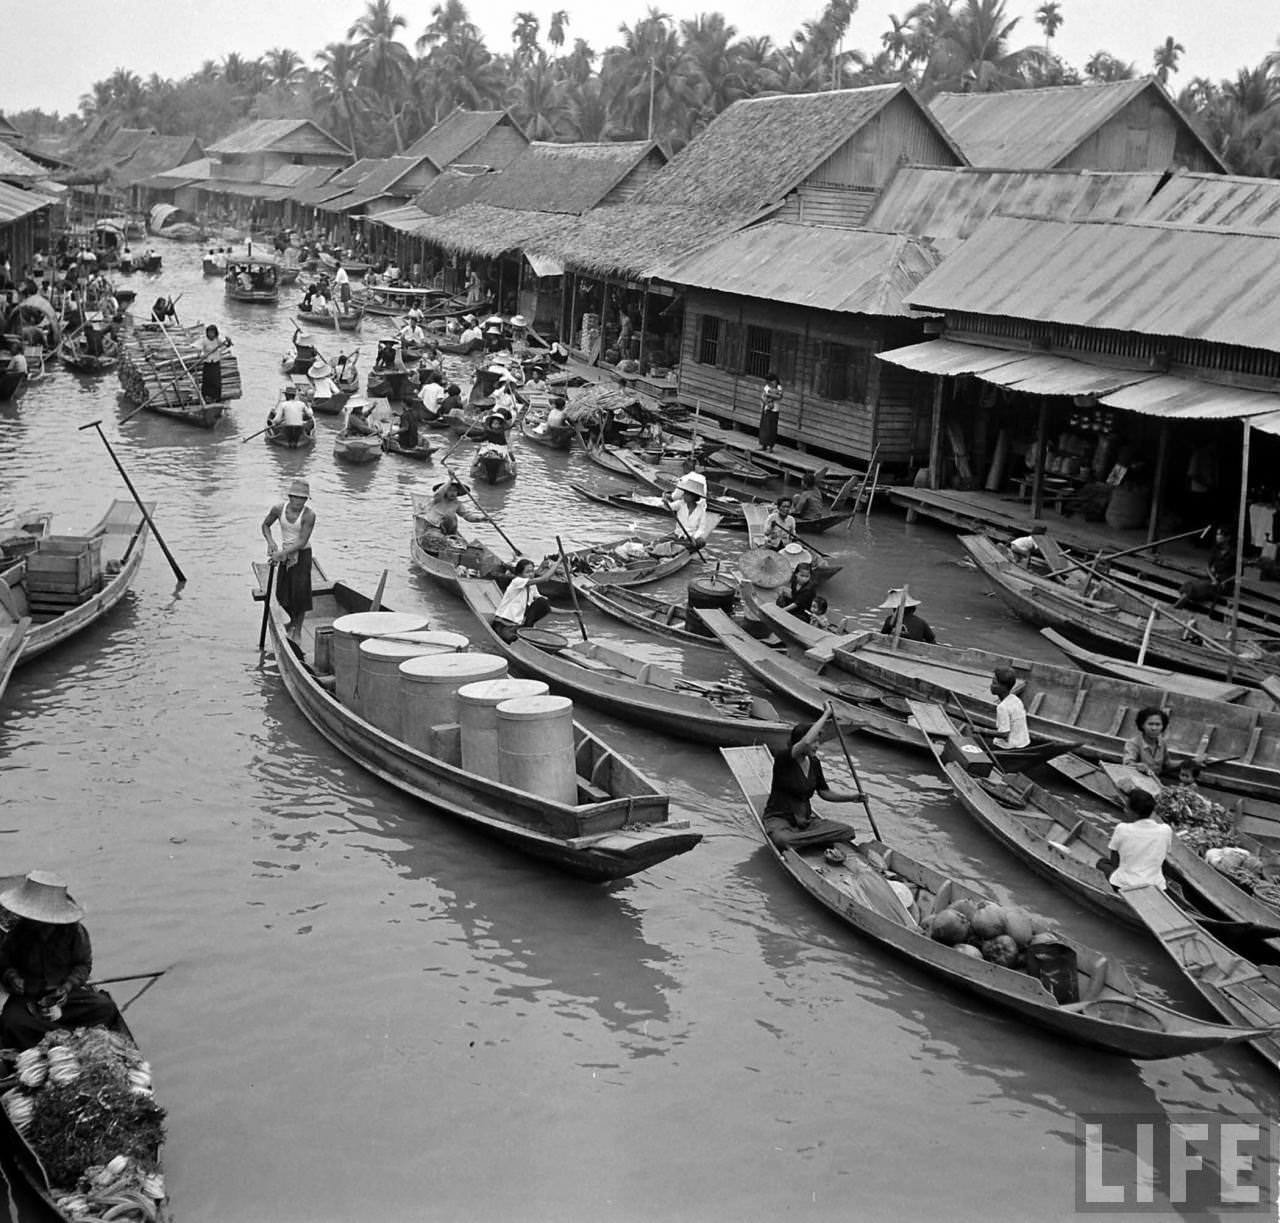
<box><xmin>0</xmin><ymin>872</ymin><xmax>85</xmax><ymax>924</ymax></box>
<box><xmin>877</xmin><ymin>588</ymin><xmax>935</xmax><ymax>643</ymax></box>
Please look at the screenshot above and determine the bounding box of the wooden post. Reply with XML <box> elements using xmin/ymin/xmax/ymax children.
<box><xmin>1146</xmin><ymin>419</ymin><xmax>1169</xmax><ymax>544</ymax></box>
<box><xmin>568</xmin><ymin>272</ymin><xmax>578</xmax><ymax>352</ymax></box>
<box><xmin>638</xmin><ymin>280</ymin><xmax>650</xmax><ymax>372</ymax></box>
<box><xmin>1228</xmin><ymin>418</ymin><xmax>1251</xmax><ymax>662</ymax></box>
<box><xmin>598</xmin><ymin>276</ymin><xmax>611</xmax><ymax>366</ymax></box>
<box><xmin>927</xmin><ymin>376</ymin><xmax>945</xmax><ymax>490</ymax></box>
<box><xmin>1030</xmin><ymin>396</ymin><xmax>1049</xmax><ymax>520</ymax></box>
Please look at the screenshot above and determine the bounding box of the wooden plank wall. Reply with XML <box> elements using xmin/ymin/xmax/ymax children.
<box><xmin>1058</xmin><ymin>96</ymin><xmax>1220</xmax><ymax>173</ymax></box>
<box><xmin>604</xmin><ymin>151</ymin><xmax>667</xmax><ymax>203</ymax></box>
<box><xmin>677</xmin><ymin>289</ymin><xmax>927</xmax><ymax>463</ymax></box>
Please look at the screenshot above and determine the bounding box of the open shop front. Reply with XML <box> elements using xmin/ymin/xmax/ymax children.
<box><xmin>562</xmin><ymin>270</ymin><xmax>683</xmax><ymax>383</ymax></box>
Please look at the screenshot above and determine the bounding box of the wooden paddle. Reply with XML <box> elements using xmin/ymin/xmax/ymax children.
<box><xmin>370</xmin><ymin>569</ymin><xmax>389</xmax><ymax>612</ymax></box>
<box><xmin>258</xmin><ymin>562</ymin><xmax>276</xmax><ymax>649</ymax></box>
<box><xmin>443</xmin><ymin>462</ymin><xmax>522</xmax><ymax>557</ymax></box>
<box><xmin>828</xmin><ymin>702</ymin><xmax>883</xmax><ymax>842</ymax></box>
<box><xmin>556</xmin><ymin>535</ymin><xmax>590</xmax><ymax>642</ymax></box>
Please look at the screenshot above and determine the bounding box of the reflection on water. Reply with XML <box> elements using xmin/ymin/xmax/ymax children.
<box><xmin>1</xmin><ymin>239</ymin><xmax>1277</xmax><ymax>1221</ymax></box>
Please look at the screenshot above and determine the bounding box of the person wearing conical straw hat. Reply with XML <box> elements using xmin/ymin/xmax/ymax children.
<box><xmin>262</xmin><ymin>479</ymin><xmax>316</xmax><ymax>639</ymax></box>
<box><xmin>0</xmin><ymin>872</ymin><xmax>125</xmax><ymax>1051</ymax></box>
<box><xmin>877</xmin><ymin>588</ymin><xmax>935</xmax><ymax>643</ymax></box>
<box><xmin>662</xmin><ymin>471</ymin><xmax>711</xmax><ymax>549</ymax></box>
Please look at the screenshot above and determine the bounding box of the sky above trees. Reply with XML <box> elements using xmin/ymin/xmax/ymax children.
<box><xmin>7</xmin><ymin>0</ymin><xmax>1278</xmax><ymax>114</ymax></box>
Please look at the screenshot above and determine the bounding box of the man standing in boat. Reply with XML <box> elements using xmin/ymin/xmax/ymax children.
<box><xmin>197</xmin><ymin>324</ymin><xmax>231</xmax><ymax>403</ymax></box>
<box><xmin>262</xmin><ymin>479</ymin><xmax>316</xmax><ymax>639</ymax></box>
<box><xmin>333</xmin><ymin>260</ymin><xmax>351</xmax><ymax>314</ymax></box>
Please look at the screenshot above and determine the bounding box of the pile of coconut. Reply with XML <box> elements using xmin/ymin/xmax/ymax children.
<box><xmin>921</xmin><ymin>898</ymin><xmax>1060</xmax><ymax>968</ymax></box>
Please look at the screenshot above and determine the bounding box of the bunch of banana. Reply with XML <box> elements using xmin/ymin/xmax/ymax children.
<box><xmin>53</xmin><ymin>1192</ymin><xmax>91</xmax><ymax>1219</ymax></box>
<box><xmin>2</xmin><ymin>1087</ymin><xmax>33</xmax><ymax>1131</ymax></box>
<box><xmin>16</xmin><ymin>1047</ymin><xmax>47</xmax><ymax>1087</ymax></box>
<box><xmin>45</xmin><ymin>1045</ymin><xmax>81</xmax><ymax>1086</ymax></box>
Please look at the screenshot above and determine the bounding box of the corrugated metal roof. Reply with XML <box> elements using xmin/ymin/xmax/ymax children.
<box><xmin>663</xmin><ymin>222</ymin><xmax>941</xmax><ymax>317</ymax></box>
<box><xmin>252</xmin><ymin>165</ymin><xmax>340</xmax><ymax>201</ymax></box>
<box><xmin>114</xmin><ymin>136</ymin><xmax>202</xmax><ymax>186</ymax></box>
<box><xmin>1137</xmin><ymin>171</ymin><xmax>1280</xmax><ymax>233</ymax></box>
<box><xmin>1251</xmin><ymin>409</ymin><xmax>1280</xmax><ymax>436</ymax></box>
<box><xmin>320</xmin><ymin>156</ymin><xmax>427</xmax><ymax>212</ymax></box>
<box><xmin>976</xmin><ymin>352</ymin><xmax>1154</xmax><ymax>396</ymax></box>
<box><xmin>867</xmin><ymin>166</ymin><xmax>1162</xmax><ymax>240</ymax></box>
<box><xmin>636</xmin><ymin>85</ymin><xmax>956</xmax><ymax>215</ymax></box>
<box><xmin>0</xmin><ymin>181</ymin><xmax>52</xmax><ymax>223</ymax></box>
<box><xmin>0</xmin><ymin>115</ymin><xmax>23</xmax><ymax>141</ymax></box>
<box><xmin>930</xmin><ymin>80</ymin><xmax>1157</xmax><ymax>168</ymax></box>
<box><xmin>877</xmin><ymin>338</ymin><xmax>1027</xmax><ymax>376</ymax></box>
<box><xmin>480</xmin><ymin>141</ymin><xmax>661</xmax><ymax>215</ymax></box>
<box><xmin>374</xmin><ymin>205</ymin><xmax>429</xmax><ymax>232</ymax></box>
<box><xmin>206</xmin><ymin>119</ymin><xmax>350</xmax><ymax>158</ymax></box>
<box><xmin>1101</xmin><ymin>375</ymin><xmax>1280</xmax><ymax>419</ymax></box>
<box><xmin>910</xmin><ymin>215</ymin><xmax>1280</xmax><ymax>352</ymax></box>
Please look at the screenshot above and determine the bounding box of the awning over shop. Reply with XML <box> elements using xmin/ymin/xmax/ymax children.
<box><xmin>876</xmin><ymin>339</ymin><xmax>1026</xmax><ymax>377</ymax></box>
<box><xmin>1100</xmin><ymin>375</ymin><xmax>1280</xmax><ymax>420</ymax></box>
<box><xmin>1249</xmin><ymin>410</ymin><xmax>1280</xmax><ymax>437</ymax></box>
<box><xmin>374</xmin><ymin>205</ymin><xmax>429</xmax><ymax>233</ymax></box>
<box><xmin>525</xmin><ymin>251</ymin><xmax>563</xmax><ymax>277</ymax></box>
<box><xmin>878</xmin><ymin>339</ymin><xmax>1155</xmax><ymax>396</ymax></box>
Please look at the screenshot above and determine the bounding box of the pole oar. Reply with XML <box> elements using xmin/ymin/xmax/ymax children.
<box><xmin>370</xmin><ymin>568</ymin><xmax>389</xmax><ymax>611</ymax></box>
<box><xmin>242</xmin><ymin>425</ymin><xmax>271</xmax><ymax>444</ymax></box>
<box><xmin>154</xmin><ymin>315</ymin><xmax>204</xmax><ymax>404</ymax></box>
<box><xmin>556</xmin><ymin>534</ymin><xmax>590</xmax><ymax>642</ymax></box>
<box><xmin>829</xmin><ymin>703</ymin><xmax>883</xmax><ymax>842</ymax></box>
<box><xmin>78</xmin><ymin>420</ymin><xmax>186</xmax><ymax>584</ymax></box>
<box><xmin>90</xmin><ymin>969</ymin><xmax>167</xmax><ymax>988</ymax></box>
<box><xmin>258</xmin><ymin>562</ymin><xmax>276</xmax><ymax>649</ymax></box>
<box><xmin>780</xmin><ymin>522</ymin><xmax>830</xmax><ymax>558</ymax></box>
<box><xmin>444</xmin><ymin>463</ymin><xmax>521</xmax><ymax>557</ymax></box>
<box><xmin>889</xmin><ymin>585</ymin><xmax>909</xmax><ymax>651</ymax></box>
<box><xmin>669</xmin><ymin>497</ymin><xmax>709</xmax><ymax>561</ymax></box>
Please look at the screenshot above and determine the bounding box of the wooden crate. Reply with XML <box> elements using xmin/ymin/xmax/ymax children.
<box><xmin>26</xmin><ymin>535</ymin><xmax>103</xmax><ymax>597</ymax></box>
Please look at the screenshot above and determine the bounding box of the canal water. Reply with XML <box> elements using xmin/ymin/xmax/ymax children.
<box><xmin>1</xmin><ymin>240</ymin><xmax>1276</xmax><ymax>1223</ymax></box>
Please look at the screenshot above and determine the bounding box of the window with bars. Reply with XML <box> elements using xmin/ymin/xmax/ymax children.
<box><xmin>697</xmin><ymin>315</ymin><xmax>721</xmax><ymax>364</ymax></box>
<box><xmin>745</xmin><ymin>325</ymin><xmax>774</xmax><ymax>378</ymax></box>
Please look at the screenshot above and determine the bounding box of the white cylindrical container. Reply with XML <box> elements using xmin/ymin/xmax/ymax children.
<box><xmin>398</xmin><ymin>653</ymin><xmax>508</xmax><ymax>755</ymax></box>
<box><xmin>358</xmin><ymin>638</ymin><xmax>459</xmax><ymax>735</ymax></box>
<box><xmin>458</xmin><ymin>678</ymin><xmax>550</xmax><ymax>778</ymax></box>
<box><xmin>331</xmin><ymin>611</ymin><xmax>429</xmax><ymax>710</ymax></box>
<box><xmin>496</xmin><ymin>694</ymin><xmax>578</xmax><ymax>805</ymax></box>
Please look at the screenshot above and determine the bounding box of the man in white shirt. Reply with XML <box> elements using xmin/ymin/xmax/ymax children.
<box><xmin>419</xmin><ymin>375</ymin><xmax>446</xmax><ymax>417</ymax></box>
<box><xmin>333</xmin><ymin>262</ymin><xmax>351</xmax><ymax>312</ymax></box>
<box><xmin>1107</xmin><ymin>789</ymin><xmax>1172</xmax><ymax>890</ymax></box>
<box><xmin>663</xmin><ymin>472</ymin><xmax>711</xmax><ymax>547</ymax></box>
<box><xmin>268</xmin><ymin>387</ymin><xmax>313</xmax><ymax>446</ymax></box>
<box><xmin>989</xmin><ymin>666</ymin><xmax>1030</xmax><ymax>749</ymax></box>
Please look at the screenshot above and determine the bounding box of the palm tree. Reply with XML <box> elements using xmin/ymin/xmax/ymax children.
<box><xmin>562</xmin><ymin>75</ymin><xmax>614</xmax><ymax>140</ymax></box>
<box><xmin>348</xmin><ymin>0</ymin><xmax>414</xmax><ymax>150</ymax></box>
<box><xmin>930</xmin><ymin>0</ymin><xmax>1045</xmax><ymax>92</ymax></box>
<box><xmin>505</xmin><ymin>51</ymin><xmax>566</xmax><ymax>137</ymax></box>
<box><xmin>562</xmin><ymin>38</ymin><xmax>597</xmax><ymax>86</ymax></box>
<box><xmin>1084</xmin><ymin>50</ymin><xmax>1136</xmax><ymax>82</ymax></box>
<box><xmin>417</xmin><ymin>0</ymin><xmax>478</xmax><ymax>52</ymax></box>
<box><xmin>882</xmin><ymin>15</ymin><xmax>913</xmax><ymax>71</ymax></box>
<box><xmin>1153</xmin><ymin>36</ymin><xmax>1185</xmax><ymax>85</ymax></box>
<box><xmin>681</xmin><ymin>13</ymin><xmax>743</xmax><ymax>124</ymax></box>
<box><xmin>264</xmin><ymin>48</ymin><xmax>304</xmax><ymax>89</ymax></box>
<box><xmin>511</xmin><ymin>12</ymin><xmax>541</xmax><ymax>69</ymax></box>
<box><xmin>548</xmin><ymin>11</ymin><xmax>569</xmax><ymax>51</ymax></box>
<box><xmin>604</xmin><ymin>8</ymin><xmax>695</xmax><ymax>144</ymax></box>
<box><xmin>732</xmin><ymin>35</ymin><xmax>783</xmax><ymax>93</ymax></box>
<box><xmin>315</xmin><ymin>42</ymin><xmax>366</xmax><ymax>158</ymax></box>
<box><xmin>1034</xmin><ymin>1</ymin><xmax>1063</xmax><ymax>55</ymax></box>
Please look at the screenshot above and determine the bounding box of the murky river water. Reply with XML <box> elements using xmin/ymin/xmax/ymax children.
<box><xmin>1</xmin><ymin>240</ymin><xmax>1276</xmax><ymax>1222</ymax></box>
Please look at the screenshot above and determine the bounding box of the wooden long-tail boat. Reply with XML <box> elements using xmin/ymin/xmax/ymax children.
<box><xmin>250</xmin><ymin>563</ymin><xmax>699</xmax><ymax>880</ymax></box>
<box><xmin>519</xmin><ymin>414</ymin><xmax>573</xmax><ymax>450</ymax></box>
<box><xmin>959</xmin><ymin>533</ymin><xmax>1280</xmax><ymax>688</ymax></box>
<box><xmin>827</xmin><ymin>630</ymin><xmax>1280</xmax><ymax>805</ymax></box>
<box><xmin>1039</xmin><ymin>626</ymin><xmax>1277</xmax><ymax>710</ymax></box>
<box><xmin>909</xmin><ymin>701</ymin><xmax>1280</xmax><ymax>950</ymax></box>
<box><xmin>720</xmin><ymin>746</ymin><xmax>1271</xmax><ymax>1060</ymax></box>
<box><xmin>381</xmin><ymin>434</ymin><xmax>436</xmax><ymax>461</ymax></box>
<box><xmin>0</xmin><ymin>501</ymin><xmax>150</xmax><ymax>665</ymax></box>
<box><xmin>532</xmin><ymin>536</ymin><xmax>696</xmax><ymax>602</ymax></box>
<box><xmin>296</xmin><ymin>306</ymin><xmax>362</xmax><ymax>332</ymax></box>
<box><xmin>333</xmin><ymin>432</ymin><xmax>383</xmax><ymax>464</ymax></box>
<box><xmin>265</xmin><ymin>417</ymin><xmax>316</xmax><ymax>449</ymax></box>
<box><xmin>576</xmin><ymin>581</ymin><xmax>728</xmax><ymax>652</ymax></box>
<box><xmin>355</xmin><ymin>285</ymin><xmax>451</xmax><ymax>318</ymax></box>
<box><xmin>223</xmin><ymin>256</ymin><xmax>280</xmax><ymax>304</ymax></box>
<box><xmin>0</xmin><ymin>613</ymin><xmax>29</xmax><ymax>709</ymax></box>
<box><xmin>458</xmin><ymin>577</ymin><xmax>794</xmax><ymax>749</ymax></box>
<box><xmin>569</xmin><ymin>481</ymin><xmax>748</xmax><ymax>527</ymax></box>
<box><xmin>1122</xmin><ymin>883</ymin><xmax>1280</xmax><ymax>1074</ymax></box>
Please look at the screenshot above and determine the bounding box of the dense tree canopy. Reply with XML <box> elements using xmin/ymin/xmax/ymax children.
<box><xmin>14</xmin><ymin>0</ymin><xmax>1279</xmax><ymax>176</ymax></box>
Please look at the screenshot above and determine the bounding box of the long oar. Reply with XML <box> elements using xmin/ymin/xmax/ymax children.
<box><xmin>154</xmin><ymin>315</ymin><xmax>204</xmax><ymax>405</ymax></box>
<box><xmin>78</xmin><ymin>420</ymin><xmax>186</xmax><ymax>583</ymax></box>
<box><xmin>556</xmin><ymin>534</ymin><xmax>590</xmax><ymax>642</ymax></box>
<box><xmin>258</xmin><ymin>562</ymin><xmax>276</xmax><ymax>649</ymax></box>
<box><xmin>829</xmin><ymin>703</ymin><xmax>883</xmax><ymax>842</ymax></box>
<box><xmin>90</xmin><ymin>969</ymin><xmax>168</xmax><ymax>988</ymax></box>
<box><xmin>242</xmin><ymin>425</ymin><xmax>271</xmax><ymax>444</ymax></box>
<box><xmin>779</xmin><ymin>522</ymin><xmax>830</xmax><ymax>559</ymax></box>
<box><xmin>670</xmin><ymin>501</ymin><xmax>709</xmax><ymax>561</ymax></box>
<box><xmin>444</xmin><ymin>463</ymin><xmax>521</xmax><ymax>557</ymax></box>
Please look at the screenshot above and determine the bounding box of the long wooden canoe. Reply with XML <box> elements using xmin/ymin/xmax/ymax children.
<box><xmin>831</xmin><ymin>630</ymin><xmax>1280</xmax><ymax>805</ymax></box>
<box><xmin>265</xmin><ymin>418</ymin><xmax>316</xmax><ymax>449</ymax></box>
<box><xmin>458</xmin><ymin>577</ymin><xmax>794</xmax><ymax>748</ymax></box>
<box><xmin>333</xmin><ymin>433</ymin><xmax>383</xmax><ymax>464</ymax></box>
<box><xmin>532</xmin><ymin>535</ymin><xmax>696</xmax><ymax>602</ymax></box>
<box><xmin>576</xmin><ymin>580</ymin><xmax>727</xmax><ymax>652</ymax></box>
<box><xmin>251</xmin><ymin>563</ymin><xmax>700</xmax><ymax>880</ymax></box>
<box><xmin>0</xmin><ymin>614</ymin><xmax>29</xmax><ymax>709</ymax></box>
<box><xmin>1123</xmin><ymin>883</ymin><xmax>1280</xmax><ymax>1074</ymax></box>
<box><xmin>0</xmin><ymin>501</ymin><xmax>150</xmax><ymax>665</ymax></box>
<box><xmin>960</xmin><ymin>533</ymin><xmax>1280</xmax><ymax>688</ymax></box>
<box><xmin>721</xmin><ymin>745</ymin><xmax>1270</xmax><ymax>1060</ymax></box>
<box><xmin>1040</xmin><ymin>626</ymin><xmax>1277</xmax><ymax>710</ymax></box>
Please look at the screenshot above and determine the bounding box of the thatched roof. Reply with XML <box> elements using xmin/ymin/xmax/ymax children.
<box><xmin>930</xmin><ymin>79</ymin><xmax>1227</xmax><ymax>173</ymax></box>
<box><xmin>666</xmin><ymin>222</ymin><xmax>942</xmax><ymax>317</ymax></box>
<box><xmin>0</xmin><ymin>141</ymin><xmax>47</xmax><ymax>183</ymax></box>
<box><xmin>402</xmin><ymin>198</ymin><xmax>755</xmax><ymax>280</ymax></box>
<box><xmin>320</xmin><ymin>156</ymin><xmax>429</xmax><ymax>212</ymax></box>
<box><xmin>207</xmin><ymin>118</ymin><xmax>350</xmax><ymax>159</ymax></box>
<box><xmin>0</xmin><ymin>181</ymin><xmax>53</xmax><ymax>223</ymax></box>
<box><xmin>113</xmin><ymin>135</ymin><xmax>203</xmax><ymax>187</ymax></box>
<box><xmin>479</xmin><ymin>141</ymin><xmax>662</xmax><ymax>214</ymax></box>
<box><xmin>404</xmin><ymin>108</ymin><xmax>525</xmax><ymax>168</ymax></box>
<box><xmin>0</xmin><ymin>114</ymin><xmax>24</xmax><ymax>143</ymax></box>
<box><xmin>636</xmin><ymin>85</ymin><xmax>949</xmax><ymax>214</ymax></box>
<box><xmin>413</xmin><ymin>165</ymin><xmax>499</xmax><ymax>216</ymax></box>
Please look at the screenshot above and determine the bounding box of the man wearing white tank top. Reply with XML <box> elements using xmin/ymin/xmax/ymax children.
<box><xmin>261</xmin><ymin>479</ymin><xmax>316</xmax><ymax>638</ymax></box>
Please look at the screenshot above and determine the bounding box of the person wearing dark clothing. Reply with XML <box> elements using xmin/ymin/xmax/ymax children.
<box><xmin>763</xmin><ymin>711</ymin><xmax>862</xmax><ymax>850</ymax></box>
<box><xmin>1173</xmin><ymin>527</ymin><xmax>1235</xmax><ymax>609</ymax></box>
<box><xmin>777</xmin><ymin>562</ymin><xmax>821</xmax><ymax>623</ymax></box>
<box><xmin>0</xmin><ymin>872</ymin><xmax>124</xmax><ymax>1051</ymax></box>
<box><xmin>438</xmin><ymin>385</ymin><xmax>464</xmax><ymax>419</ymax></box>
<box><xmin>198</xmin><ymin>324</ymin><xmax>230</xmax><ymax>402</ymax></box>
<box><xmin>262</xmin><ymin>478</ymin><xmax>315</xmax><ymax>637</ymax></box>
<box><xmin>878</xmin><ymin>589</ymin><xmax>935</xmax><ymax>643</ymax></box>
